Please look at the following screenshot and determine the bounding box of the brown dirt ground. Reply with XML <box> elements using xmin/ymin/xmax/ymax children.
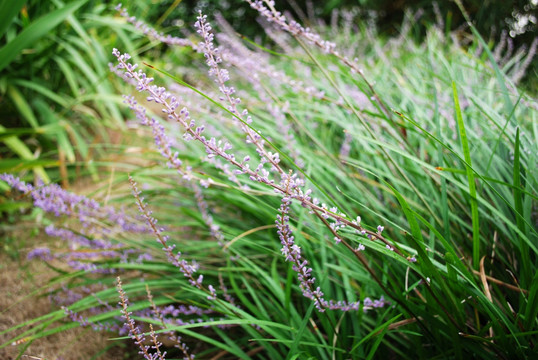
<box><xmin>0</xmin><ymin>239</ymin><xmax>129</xmax><ymax>360</ymax></box>
<box><xmin>0</xmin><ymin>128</ymin><xmax>180</xmax><ymax>359</ymax></box>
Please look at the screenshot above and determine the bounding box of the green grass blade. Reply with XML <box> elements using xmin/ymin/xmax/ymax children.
<box><xmin>0</xmin><ymin>0</ymin><xmax>88</xmax><ymax>72</ymax></box>
<box><xmin>452</xmin><ymin>81</ymin><xmax>480</xmax><ymax>270</ymax></box>
<box><xmin>14</xmin><ymin>79</ymin><xmax>71</xmax><ymax>108</ymax></box>
<box><xmin>365</xmin><ymin>320</ymin><xmax>391</xmax><ymax>360</ymax></box>
<box><xmin>0</xmin><ymin>0</ymin><xmax>27</xmax><ymax>38</ymax></box>
<box><xmin>351</xmin><ymin>314</ymin><xmax>401</xmax><ymax>353</ymax></box>
<box><xmin>7</xmin><ymin>85</ymin><xmax>38</xmax><ymax>128</ymax></box>
<box><xmin>486</xmin><ymin>95</ymin><xmax>522</xmax><ymax>172</ymax></box>
<box><xmin>524</xmin><ymin>271</ymin><xmax>538</xmax><ymax>330</ymax></box>
<box><xmin>0</xmin><ymin>125</ymin><xmax>49</xmax><ymax>182</ymax></box>
<box><xmin>512</xmin><ymin>127</ymin><xmax>529</xmax><ymax>286</ymax></box>
<box><xmin>0</xmin><ymin>159</ymin><xmax>59</xmax><ymax>172</ymax></box>
<box><xmin>287</xmin><ymin>302</ymin><xmax>315</xmax><ymax>359</ymax></box>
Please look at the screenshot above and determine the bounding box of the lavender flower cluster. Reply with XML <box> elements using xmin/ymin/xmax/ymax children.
<box><xmin>109</xmin><ymin>7</ymin><xmax>409</xmax><ymax>319</ymax></box>
<box><xmin>115</xmin><ymin>4</ymin><xmax>193</xmax><ymax>48</ymax></box>
<box><xmin>247</xmin><ymin>0</ymin><xmax>337</xmax><ymax>54</ymax></box>
<box><xmin>1</xmin><ymin>173</ymin><xmax>151</xmax><ymax>274</ymax></box>
<box><xmin>277</xmin><ymin>174</ymin><xmax>386</xmax><ymax>312</ymax></box>
<box><xmin>246</xmin><ymin>0</ymin><xmax>392</xmax><ymax>119</ymax></box>
<box><xmin>0</xmin><ymin>2</ymin><xmax>429</xmax><ymax>357</ymax></box>
<box><xmin>0</xmin><ymin>174</ymin><xmax>145</xmax><ymax>232</ymax></box>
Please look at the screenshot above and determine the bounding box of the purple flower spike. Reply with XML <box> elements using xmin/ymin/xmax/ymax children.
<box><xmin>276</xmin><ymin>173</ymin><xmax>383</xmax><ymax>312</ymax></box>
<box><xmin>27</xmin><ymin>247</ymin><xmax>53</xmax><ymax>261</ymax></box>
<box><xmin>115</xmin><ymin>4</ymin><xmax>193</xmax><ymax>48</ymax></box>
<box><xmin>1</xmin><ymin>174</ymin><xmax>147</xmax><ymax>233</ymax></box>
<box><xmin>117</xmin><ymin>277</ymin><xmax>166</xmax><ymax>360</ymax></box>
<box><xmin>194</xmin><ymin>11</ymin><xmax>283</xmax><ymax>177</ymax></box>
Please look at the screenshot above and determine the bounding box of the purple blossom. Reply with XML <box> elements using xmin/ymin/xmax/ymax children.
<box><xmin>0</xmin><ymin>173</ymin><xmax>33</xmax><ymax>192</ymax></box>
<box><xmin>51</xmin><ymin>285</ymin><xmax>84</xmax><ymax>306</ymax></box>
<box><xmin>41</xmin><ymin>225</ymin><xmax>139</xmax><ymax>273</ymax></box>
<box><xmin>63</xmin><ymin>306</ymin><xmax>122</xmax><ymax>332</ymax></box>
<box><xmin>194</xmin><ymin>11</ymin><xmax>283</xmax><ymax>177</ymax></box>
<box><xmin>159</xmin><ymin>304</ymin><xmax>214</xmax><ymax>317</ymax></box>
<box><xmin>207</xmin><ymin>285</ymin><xmax>217</xmax><ymax>300</ymax></box>
<box><xmin>276</xmin><ymin>173</ymin><xmax>383</xmax><ymax>312</ymax></box>
<box><xmin>123</xmin><ymin>95</ymin><xmax>183</xmax><ymax>172</ymax></box>
<box><xmin>117</xmin><ymin>276</ymin><xmax>166</xmax><ymax>360</ymax></box>
<box><xmin>0</xmin><ymin>174</ymin><xmax>147</xmax><ymax>233</ymax></box>
<box><xmin>247</xmin><ymin>1</ymin><xmax>336</xmax><ymax>53</ymax></box>
<box><xmin>27</xmin><ymin>247</ymin><xmax>53</xmax><ymax>261</ymax></box>
<box><xmin>45</xmin><ymin>225</ymin><xmax>117</xmax><ymax>250</ymax></box>
<box><xmin>246</xmin><ymin>0</ymin><xmax>392</xmax><ymax>118</ymax></box>
<box><xmin>129</xmin><ymin>176</ymin><xmax>207</xmax><ymax>291</ymax></box>
<box><xmin>115</xmin><ymin>4</ymin><xmax>193</xmax><ymax>48</ymax></box>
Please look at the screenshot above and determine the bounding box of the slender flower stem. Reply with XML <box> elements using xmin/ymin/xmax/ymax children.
<box><xmin>148</xmin><ymin>324</ymin><xmax>167</xmax><ymax>360</ymax></box>
<box><xmin>246</xmin><ymin>0</ymin><xmax>392</xmax><ymax>120</ymax></box>
<box><xmin>117</xmin><ymin>276</ymin><xmax>161</xmax><ymax>360</ymax></box>
<box><xmin>145</xmin><ymin>285</ymin><xmax>195</xmax><ymax>360</ymax></box>
<box><xmin>195</xmin><ymin>12</ymin><xmax>284</xmax><ymax>176</ymax></box>
<box><xmin>113</xmin><ymin>51</ymin><xmax>398</xmax><ymax>252</ymax></box>
<box><xmin>129</xmin><ymin>176</ymin><xmax>206</xmax><ymax>292</ymax></box>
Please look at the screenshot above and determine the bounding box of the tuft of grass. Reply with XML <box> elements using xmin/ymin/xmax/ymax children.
<box><xmin>1</xmin><ymin>1</ymin><xmax>537</xmax><ymax>359</ymax></box>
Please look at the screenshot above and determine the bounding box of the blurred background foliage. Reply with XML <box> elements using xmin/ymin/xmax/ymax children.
<box><xmin>0</xmin><ymin>0</ymin><xmax>150</xmax><ymax>198</ymax></box>
<box><xmin>144</xmin><ymin>0</ymin><xmax>537</xmax><ymax>86</ymax></box>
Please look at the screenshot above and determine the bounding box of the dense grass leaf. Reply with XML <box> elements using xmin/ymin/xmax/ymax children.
<box><xmin>0</xmin><ymin>0</ymin><xmax>88</xmax><ymax>72</ymax></box>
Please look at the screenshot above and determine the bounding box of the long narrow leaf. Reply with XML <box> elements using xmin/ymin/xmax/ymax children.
<box><xmin>452</xmin><ymin>82</ymin><xmax>480</xmax><ymax>270</ymax></box>
<box><xmin>0</xmin><ymin>0</ymin><xmax>88</xmax><ymax>72</ymax></box>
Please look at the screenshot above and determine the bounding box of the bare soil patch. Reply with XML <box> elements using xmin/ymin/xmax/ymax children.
<box><xmin>0</xmin><ymin>226</ymin><xmax>128</xmax><ymax>360</ymax></box>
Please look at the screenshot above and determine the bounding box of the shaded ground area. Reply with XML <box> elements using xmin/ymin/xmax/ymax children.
<box><xmin>0</xmin><ymin>129</ymin><xmax>155</xmax><ymax>360</ymax></box>
<box><xmin>0</xmin><ymin>230</ymin><xmax>128</xmax><ymax>360</ymax></box>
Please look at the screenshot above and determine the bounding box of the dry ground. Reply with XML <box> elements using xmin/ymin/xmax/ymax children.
<box><xmin>0</xmin><ymin>128</ymin><xmax>179</xmax><ymax>359</ymax></box>
<box><xmin>0</xmin><ymin>235</ymin><xmax>129</xmax><ymax>360</ymax></box>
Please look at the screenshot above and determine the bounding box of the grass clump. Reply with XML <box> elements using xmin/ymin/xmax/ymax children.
<box><xmin>1</xmin><ymin>1</ymin><xmax>537</xmax><ymax>359</ymax></box>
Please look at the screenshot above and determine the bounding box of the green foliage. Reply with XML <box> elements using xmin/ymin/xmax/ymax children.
<box><xmin>0</xmin><ymin>0</ymin><xmax>139</xmax><ymax>186</ymax></box>
<box><xmin>1</xmin><ymin>1</ymin><xmax>537</xmax><ymax>359</ymax></box>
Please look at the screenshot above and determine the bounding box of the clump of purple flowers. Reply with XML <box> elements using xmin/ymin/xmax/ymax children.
<box><xmin>109</xmin><ymin>8</ymin><xmax>410</xmax><ymax>316</ymax></box>
<box><xmin>0</xmin><ymin>3</ymin><xmax>432</xmax><ymax>357</ymax></box>
<box><xmin>0</xmin><ymin>174</ymin><xmax>151</xmax><ymax>274</ymax></box>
